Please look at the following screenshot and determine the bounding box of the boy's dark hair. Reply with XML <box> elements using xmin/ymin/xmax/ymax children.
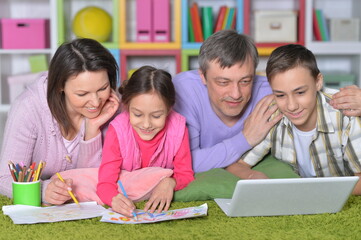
<box><xmin>198</xmin><ymin>30</ymin><xmax>259</xmax><ymax>75</ymax></box>
<box><xmin>118</xmin><ymin>66</ymin><xmax>175</xmax><ymax>111</ymax></box>
<box><xmin>47</xmin><ymin>38</ymin><xmax>118</xmax><ymax>135</ymax></box>
<box><xmin>266</xmin><ymin>44</ymin><xmax>320</xmax><ymax>82</ymax></box>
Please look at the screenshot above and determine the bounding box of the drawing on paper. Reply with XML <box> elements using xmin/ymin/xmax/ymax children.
<box><xmin>3</xmin><ymin>202</ymin><xmax>106</xmax><ymax>224</ymax></box>
<box><xmin>100</xmin><ymin>203</ymin><xmax>208</xmax><ymax>224</ymax></box>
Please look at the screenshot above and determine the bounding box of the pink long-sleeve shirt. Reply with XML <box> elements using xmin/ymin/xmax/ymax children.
<box><xmin>97</xmin><ymin>120</ymin><xmax>194</xmax><ymax>206</ymax></box>
<box><xmin>0</xmin><ymin>74</ymin><xmax>104</xmax><ymax>199</ymax></box>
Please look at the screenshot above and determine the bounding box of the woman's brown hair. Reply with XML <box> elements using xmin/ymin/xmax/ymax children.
<box><xmin>47</xmin><ymin>38</ymin><xmax>118</xmax><ymax>135</ymax></box>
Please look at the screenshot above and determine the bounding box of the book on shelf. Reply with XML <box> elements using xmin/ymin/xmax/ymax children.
<box><xmin>315</xmin><ymin>9</ymin><xmax>330</xmax><ymax>41</ymax></box>
<box><xmin>222</xmin><ymin>7</ymin><xmax>230</xmax><ymax>30</ymax></box>
<box><xmin>231</xmin><ymin>8</ymin><xmax>237</xmax><ymax>30</ymax></box>
<box><xmin>188</xmin><ymin>7</ymin><xmax>195</xmax><ymax>42</ymax></box>
<box><xmin>202</xmin><ymin>6</ymin><xmax>213</xmax><ymax>40</ymax></box>
<box><xmin>188</xmin><ymin>5</ymin><xmax>237</xmax><ymax>43</ymax></box>
<box><xmin>153</xmin><ymin>0</ymin><xmax>170</xmax><ymax>42</ymax></box>
<box><xmin>214</xmin><ymin>6</ymin><xmax>227</xmax><ymax>33</ymax></box>
<box><xmin>225</xmin><ymin>7</ymin><xmax>235</xmax><ymax>30</ymax></box>
<box><xmin>312</xmin><ymin>8</ymin><xmax>322</xmax><ymax>41</ymax></box>
<box><xmin>190</xmin><ymin>3</ymin><xmax>204</xmax><ymax>42</ymax></box>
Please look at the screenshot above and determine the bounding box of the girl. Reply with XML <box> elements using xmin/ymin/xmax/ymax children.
<box><xmin>97</xmin><ymin>66</ymin><xmax>194</xmax><ymax>217</ymax></box>
<box><xmin>0</xmin><ymin>38</ymin><xmax>119</xmax><ymax>204</ymax></box>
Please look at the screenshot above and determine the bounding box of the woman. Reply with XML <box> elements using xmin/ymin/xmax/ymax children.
<box><xmin>0</xmin><ymin>38</ymin><xmax>119</xmax><ymax>205</ymax></box>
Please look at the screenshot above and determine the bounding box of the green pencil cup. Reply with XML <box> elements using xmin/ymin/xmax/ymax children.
<box><xmin>12</xmin><ymin>181</ymin><xmax>41</xmax><ymax>206</ymax></box>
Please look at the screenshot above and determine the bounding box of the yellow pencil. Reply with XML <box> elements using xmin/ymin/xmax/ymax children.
<box><xmin>33</xmin><ymin>161</ymin><xmax>42</xmax><ymax>182</ymax></box>
<box><xmin>56</xmin><ymin>172</ymin><xmax>80</xmax><ymax>206</ymax></box>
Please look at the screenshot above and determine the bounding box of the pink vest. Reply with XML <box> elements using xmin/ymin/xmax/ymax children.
<box><xmin>110</xmin><ymin>110</ymin><xmax>186</xmax><ymax>171</ymax></box>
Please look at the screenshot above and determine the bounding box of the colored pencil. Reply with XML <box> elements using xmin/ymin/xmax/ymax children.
<box><xmin>118</xmin><ymin>180</ymin><xmax>138</xmax><ymax>221</ymax></box>
<box><xmin>8</xmin><ymin>163</ymin><xmax>17</xmax><ymax>181</ymax></box>
<box><xmin>56</xmin><ymin>172</ymin><xmax>80</xmax><ymax>206</ymax></box>
<box><xmin>8</xmin><ymin>161</ymin><xmax>45</xmax><ymax>182</ymax></box>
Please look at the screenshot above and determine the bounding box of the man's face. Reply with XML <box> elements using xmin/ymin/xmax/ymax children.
<box><xmin>271</xmin><ymin>66</ymin><xmax>323</xmax><ymax>132</ymax></box>
<box><xmin>200</xmin><ymin>60</ymin><xmax>255</xmax><ymax>126</ymax></box>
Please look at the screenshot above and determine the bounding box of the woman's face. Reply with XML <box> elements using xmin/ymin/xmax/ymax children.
<box><xmin>63</xmin><ymin>70</ymin><xmax>111</xmax><ymax>119</ymax></box>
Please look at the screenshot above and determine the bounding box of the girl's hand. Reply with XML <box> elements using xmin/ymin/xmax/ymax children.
<box><xmin>85</xmin><ymin>90</ymin><xmax>120</xmax><ymax>140</ymax></box>
<box><xmin>111</xmin><ymin>193</ymin><xmax>136</xmax><ymax>217</ymax></box>
<box><xmin>44</xmin><ymin>178</ymin><xmax>73</xmax><ymax>205</ymax></box>
<box><xmin>144</xmin><ymin>177</ymin><xmax>176</xmax><ymax>213</ymax></box>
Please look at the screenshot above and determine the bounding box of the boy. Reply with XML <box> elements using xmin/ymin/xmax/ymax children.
<box><xmin>226</xmin><ymin>44</ymin><xmax>361</xmax><ymax>195</ymax></box>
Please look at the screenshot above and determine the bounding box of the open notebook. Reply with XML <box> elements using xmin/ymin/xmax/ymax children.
<box><xmin>214</xmin><ymin>176</ymin><xmax>358</xmax><ymax>217</ymax></box>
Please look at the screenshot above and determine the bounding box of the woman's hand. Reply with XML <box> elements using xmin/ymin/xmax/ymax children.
<box><xmin>111</xmin><ymin>193</ymin><xmax>136</xmax><ymax>217</ymax></box>
<box><xmin>144</xmin><ymin>177</ymin><xmax>176</xmax><ymax>213</ymax></box>
<box><xmin>85</xmin><ymin>90</ymin><xmax>120</xmax><ymax>140</ymax></box>
<box><xmin>44</xmin><ymin>178</ymin><xmax>73</xmax><ymax>205</ymax></box>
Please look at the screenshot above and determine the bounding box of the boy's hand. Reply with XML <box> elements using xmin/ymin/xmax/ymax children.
<box><xmin>144</xmin><ymin>177</ymin><xmax>176</xmax><ymax>213</ymax></box>
<box><xmin>111</xmin><ymin>193</ymin><xmax>136</xmax><ymax>218</ymax></box>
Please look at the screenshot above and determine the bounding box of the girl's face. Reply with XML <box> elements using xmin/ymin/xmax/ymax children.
<box><xmin>129</xmin><ymin>91</ymin><xmax>168</xmax><ymax>141</ymax></box>
<box><xmin>63</xmin><ymin>70</ymin><xmax>111</xmax><ymax>119</ymax></box>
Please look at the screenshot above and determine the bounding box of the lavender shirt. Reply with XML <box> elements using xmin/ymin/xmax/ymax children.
<box><xmin>0</xmin><ymin>74</ymin><xmax>103</xmax><ymax>199</ymax></box>
<box><xmin>173</xmin><ymin>70</ymin><xmax>272</xmax><ymax>173</ymax></box>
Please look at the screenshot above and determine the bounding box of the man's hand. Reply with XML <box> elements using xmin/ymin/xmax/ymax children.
<box><xmin>226</xmin><ymin>161</ymin><xmax>268</xmax><ymax>179</ymax></box>
<box><xmin>243</xmin><ymin>95</ymin><xmax>282</xmax><ymax>147</ymax></box>
<box><xmin>330</xmin><ymin>85</ymin><xmax>361</xmax><ymax>117</ymax></box>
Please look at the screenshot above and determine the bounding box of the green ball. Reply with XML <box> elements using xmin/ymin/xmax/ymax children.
<box><xmin>72</xmin><ymin>6</ymin><xmax>112</xmax><ymax>42</ymax></box>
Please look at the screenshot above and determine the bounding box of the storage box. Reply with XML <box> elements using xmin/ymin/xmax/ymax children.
<box><xmin>323</xmin><ymin>73</ymin><xmax>356</xmax><ymax>89</ymax></box>
<box><xmin>7</xmin><ymin>72</ymin><xmax>45</xmax><ymax>103</ymax></box>
<box><xmin>255</xmin><ymin>10</ymin><xmax>298</xmax><ymax>43</ymax></box>
<box><xmin>330</xmin><ymin>18</ymin><xmax>360</xmax><ymax>41</ymax></box>
<box><xmin>1</xmin><ymin>18</ymin><xmax>49</xmax><ymax>49</ymax></box>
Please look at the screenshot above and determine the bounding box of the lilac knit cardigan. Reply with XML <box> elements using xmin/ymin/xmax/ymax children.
<box><xmin>0</xmin><ymin>73</ymin><xmax>103</xmax><ymax>199</ymax></box>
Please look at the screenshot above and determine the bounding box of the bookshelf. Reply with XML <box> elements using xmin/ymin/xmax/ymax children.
<box><xmin>120</xmin><ymin>49</ymin><xmax>181</xmax><ymax>80</ymax></box>
<box><xmin>244</xmin><ymin>0</ymin><xmax>305</xmax><ymax>52</ymax></box>
<box><xmin>305</xmin><ymin>0</ymin><xmax>361</xmax><ymax>87</ymax></box>
<box><xmin>56</xmin><ymin>0</ymin><xmax>119</xmax><ymax>49</ymax></box>
<box><xmin>0</xmin><ymin>0</ymin><xmax>361</xmax><ymax>115</ymax></box>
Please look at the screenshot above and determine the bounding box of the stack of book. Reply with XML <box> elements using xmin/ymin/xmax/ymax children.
<box><xmin>313</xmin><ymin>8</ymin><xmax>330</xmax><ymax>41</ymax></box>
<box><xmin>188</xmin><ymin>3</ymin><xmax>237</xmax><ymax>42</ymax></box>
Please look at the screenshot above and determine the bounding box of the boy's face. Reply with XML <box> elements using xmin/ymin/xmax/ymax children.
<box><xmin>270</xmin><ymin>66</ymin><xmax>323</xmax><ymax>132</ymax></box>
<box><xmin>199</xmin><ymin>59</ymin><xmax>255</xmax><ymax>127</ymax></box>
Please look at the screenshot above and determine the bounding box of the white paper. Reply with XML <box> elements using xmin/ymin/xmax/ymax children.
<box><xmin>100</xmin><ymin>203</ymin><xmax>208</xmax><ymax>224</ymax></box>
<box><xmin>2</xmin><ymin>201</ymin><xmax>106</xmax><ymax>224</ymax></box>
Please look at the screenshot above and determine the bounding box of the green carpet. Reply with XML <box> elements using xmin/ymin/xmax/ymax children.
<box><xmin>1</xmin><ymin>194</ymin><xmax>361</xmax><ymax>240</ymax></box>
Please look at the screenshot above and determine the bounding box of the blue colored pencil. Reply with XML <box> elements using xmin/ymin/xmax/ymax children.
<box><xmin>118</xmin><ymin>180</ymin><xmax>138</xmax><ymax>221</ymax></box>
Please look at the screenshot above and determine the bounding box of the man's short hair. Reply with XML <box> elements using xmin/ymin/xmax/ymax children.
<box><xmin>198</xmin><ymin>30</ymin><xmax>259</xmax><ymax>74</ymax></box>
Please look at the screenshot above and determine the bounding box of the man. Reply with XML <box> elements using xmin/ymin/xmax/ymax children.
<box><xmin>173</xmin><ymin>30</ymin><xmax>361</xmax><ymax>173</ymax></box>
<box><xmin>173</xmin><ymin>30</ymin><xmax>282</xmax><ymax>172</ymax></box>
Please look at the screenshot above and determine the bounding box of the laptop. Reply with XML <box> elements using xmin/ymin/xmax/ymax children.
<box><xmin>214</xmin><ymin>176</ymin><xmax>359</xmax><ymax>217</ymax></box>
